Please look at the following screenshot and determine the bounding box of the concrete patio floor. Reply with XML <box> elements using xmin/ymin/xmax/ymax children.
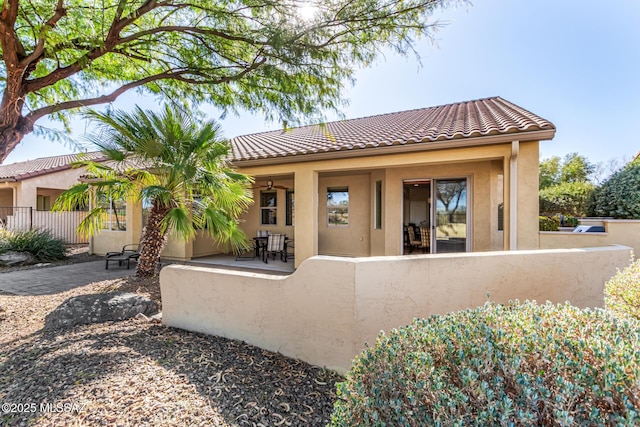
<box><xmin>181</xmin><ymin>253</ymin><xmax>295</xmax><ymax>275</ymax></box>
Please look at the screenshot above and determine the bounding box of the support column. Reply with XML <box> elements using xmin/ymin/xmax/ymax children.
<box><xmin>509</xmin><ymin>141</ymin><xmax>519</xmax><ymax>250</ymax></box>
<box><xmin>294</xmin><ymin>168</ymin><xmax>318</xmax><ymax>268</ymax></box>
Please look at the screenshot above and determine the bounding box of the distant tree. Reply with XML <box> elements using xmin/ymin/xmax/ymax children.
<box><xmin>539</xmin><ymin>182</ymin><xmax>595</xmax><ymax>217</ymax></box>
<box><xmin>0</xmin><ymin>0</ymin><xmax>463</xmax><ymax>163</ymax></box>
<box><xmin>539</xmin><ymin>153</ymin><xmax>595</xmax><ymax>217</ymax></box>
<box><xmin>592</xmin><ymin>157</ymin><xmax>628</xmax><ymax>185</ymax></box>
<box><xmin>539</xmin><ymin>156</ymin><xmax>562</xmax><ymax>189</ymax></box>
<box><xmin>54</xmin><ymin>105</ymin><xmax>253</xmax><ymax>277</ymax></box>
<box><xmin>586</xmin><ymin>159</ymin><xmax>640</xmax><ymax>219</ymax></box>
<box><xmin>559</xmin><ymin>153</ymin><xmax>595</xmax><ymax>184</ymax></box>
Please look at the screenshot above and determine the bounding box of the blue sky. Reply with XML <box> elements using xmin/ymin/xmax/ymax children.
<box><xmin>6</xmin><ymin>0</ymin><xmax>640</xmax><ymax>166</ymax></box>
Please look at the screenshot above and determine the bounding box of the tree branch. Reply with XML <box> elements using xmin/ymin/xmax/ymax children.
<box><xmin>20</xmin><ymin>0</ymin><xmax>67</xmax><ymax>76</ymax></box>
<box><xmin>118</xmin><ymin>25</ymin><xmax>259</xmax><ymax>46</ymax></box>
<box><xmin>23</xmin><ymin>0</ymin><xmax>163</xmax><ymax>95</ymax></box>
<box><xmin>0</xmin><ymin>0</ymin><xmax>22</xmax><ymax>66</ymax></box>
<box><xmin>24</xmin><ymin>53</ymin><xmax>268</xmax><ymax>125</ymax></box>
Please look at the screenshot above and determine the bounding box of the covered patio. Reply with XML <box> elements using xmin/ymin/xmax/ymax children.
<box><xmin>178</xmin><ymin>253</ymin><xmax>295</xmax><ymax>275</ymax></box>
<box><xmin>91</xmin><ymin>97</ymin><xmax>556</xmax><ymax>268</ymax></box>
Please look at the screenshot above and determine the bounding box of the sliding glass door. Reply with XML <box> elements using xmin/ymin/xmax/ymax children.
<box><xmin>434</xmin><ymin>178</ymin><xmax>468</xmax><ymax>253</ymax></box>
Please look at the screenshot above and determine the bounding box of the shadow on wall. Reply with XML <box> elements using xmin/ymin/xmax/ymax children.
<box><xmin>161</xmin><ymin>246</ymin><xmax>632</xmax><ymax>375</ymax></box>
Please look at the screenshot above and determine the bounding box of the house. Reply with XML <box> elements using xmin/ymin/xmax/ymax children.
<box><xmin>158</xmin><ymin>98</ymin><xmax>638</xmax><ymax>373</ymax></box>
<box><xmin>91</xmin><ymin>96</ymin><xmax>556</xmax><ymax>266</ymax></box>
<box><xmin>0</xmin><ymin>152</ymin><xmax>105</xmax><ymax>243</ymax></box>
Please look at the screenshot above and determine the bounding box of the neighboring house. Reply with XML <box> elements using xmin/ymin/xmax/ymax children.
<box><xmin>91</xmin><ymin>96</ymin><xmax>556</xmax><ymax>266</ymax></box>
<box><xmin>0</xmin><ymin>152</ymin><xmax>105</xmax><ymax>243</ymax></box>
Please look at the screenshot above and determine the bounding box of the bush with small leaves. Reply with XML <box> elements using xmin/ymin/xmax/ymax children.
<box><xmin>539</xmin><ymin>216</ymin><xmax>560</xmax><ymax>231</ymax></box>
<box><xmin>606</xmin><ymin>258</ymin><xmax>640</xmax><ymax>321</ymax></box>
<box><xmin>0</xmin><ymin>229</ymin><xmax>67</xmax><ymax>262</ymax></box>
<box><xmin>330</xmin><ymin>301</ymin><xmax>640</xmax><ymax>427</ymax></box>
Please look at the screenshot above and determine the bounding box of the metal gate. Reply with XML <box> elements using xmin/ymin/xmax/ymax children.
<box><xmin>0</xmin><ymin>206</ymin><xmax>89</xmax><ymax>244</ymax></box>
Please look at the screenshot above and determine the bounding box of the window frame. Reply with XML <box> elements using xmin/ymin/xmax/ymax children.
<box><xmin>286</xmin><ymin>189</ymin><xmax>295</xmax><ymax>226</ymax></box>
<box><xmin>99</xmin><ymin>195</ymin><xmax>127</xmax><ymax>231</ymax></box>
<box><xmin>374</xmin><ymin>180</ymin><xmax>382</xmax><ymax>229</ymax></box>
<box><xmin>326</xmin><ymin>187</ymin><xmax>349</xmax><ymax>227</ymax></box>
<box><xmin>260</xmin><ymin>190</ymin><xmax>278</xmax><ymax>225</ymax></box>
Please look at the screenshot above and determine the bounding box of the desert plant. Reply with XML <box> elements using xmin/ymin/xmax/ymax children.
<box><xmin>54</xmin><ymin>105</ymin><xmax>253</xmax><ymax>277</ymax></box>
<box><xmin>330</xmin><ymin>301</ymin><xmax>640</xmax><ymax>426</ymax></box>
<box><xmin>539</xmin><ymin>216</ymin><xmax>560</xmax><ymax>231</ymax></box>
<box><xmin>605</xmin><ymin>258</ymin><xmax>640</xmax><ymax>320</ymax></box>
<box><xmin>1</xmin><ymin>229</ymin><xmax>67</xmax><ymax>262</ymax></box>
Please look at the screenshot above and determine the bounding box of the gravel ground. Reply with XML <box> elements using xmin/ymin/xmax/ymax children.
<box><xmin>0</xmin><ymin>249</ymin><xmax>343</xmax><ymax>426</ymax></box>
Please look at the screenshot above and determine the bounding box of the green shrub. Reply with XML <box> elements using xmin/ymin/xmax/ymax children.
<box><xmin>587</xmin><ymin>160</ymin><xmax>640</xmax><ymax>219</ymax></box>
<box><xmin>563</xmin><ymin>216</ymin><xmax>579</xmax><ymax>227</ymax></box>
<box><xmin>605</xmin><ymin>258</ymin><xmax>640</xmax><ymax>320</ymax></box>
<box><xmin>330</xmin><ymin>301</ymin><xmax>640</xmax><ymax>427</ymax></box>
<box><xmin>0</xmin><ymin>229</ymin><xmax>67</xmax><ymax>262</ymax></box>
<box><xmin>539</xmin><ymin>216</ymin><xmax>560</xmax><ymax>231</ymax></box>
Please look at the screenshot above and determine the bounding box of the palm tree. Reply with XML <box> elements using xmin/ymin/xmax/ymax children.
<box><xmin>54</xmin><ymin>105</ymin><xmax>253</xmax><ymax>277</ymax></box>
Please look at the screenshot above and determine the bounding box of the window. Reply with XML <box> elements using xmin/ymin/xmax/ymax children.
<box><xmin>37</xmin><ymin>195</ymin><xmax>51</xmax><ymax>211</ymax></box>
<box><xmin>497</xmin><ymin>173</ymin><xmax>504</xmax><ymax>231</ymax></box>
<box><xmin>100</xmin><ymin>196</ymin><xmax>127</xmax><ymax>231</ymax></box>
<box><xmin>327</xmin><ymin>187</ymin><xmax>349</xmax><ymax>226</ymax></box>
<box><xmin>374</xmin><ymin>181</ymin><xmax>382</xmax><ymax>229</ymax></box>
<box><xmin>260</xmin><ymin>191</ymin><xmax>277</xmax><ymax>225</ymax></box>
<box><xmin>286</xmin><ymin>190</ymin><xmax>295</xmax><ymax>226</ymax></box>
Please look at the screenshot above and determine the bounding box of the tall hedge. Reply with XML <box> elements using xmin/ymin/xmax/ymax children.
<box><xmin>587</xmin><ymin>160</ymin><xmax>640</xmax><ymax>219</ymax></box>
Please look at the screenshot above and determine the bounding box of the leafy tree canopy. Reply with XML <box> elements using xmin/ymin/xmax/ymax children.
<box><xmin>586</xmin><ymin>158</ymin><xmax>640</xmax><ymax>219</ymax></box>
<box><xmin>539</xmin><ymin>152</ymin><xmax>595</xmax><ymax>189</ymax></box>
<box><xmin>0</xmin><ymin>0</ymin><xmax>462</xmax><ymax>162</ymax></box>
<box><xmin>539</xmin><ymin>153</ymin><xmax>596</xmax><ymax>217</ymax></box>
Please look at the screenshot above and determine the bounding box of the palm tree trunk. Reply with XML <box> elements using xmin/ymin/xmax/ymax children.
<box><xmin>136</xmin><ymin>202</ymin><xmax>170</xmax><ymax>277</ymax></box>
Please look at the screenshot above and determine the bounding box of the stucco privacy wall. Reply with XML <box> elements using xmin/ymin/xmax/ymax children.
<box><xmin>161</xmin><ymin>245</ymin><xmax>631</xmax><ymax>374</ymax></box>
<box><xmin>540</xmin><ymin>220</ymin><xmax>640</xmax><ymax>256</ymax></box>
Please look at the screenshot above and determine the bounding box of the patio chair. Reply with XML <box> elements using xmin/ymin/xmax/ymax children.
<box><xmin>419</xmin><ymin>227</ymin><xmax>431</xmax><ymax>253</ymax></box>
<box><xmin>235</xmin><ymin>240</ymin><xmax>258</xmax><ymax>261</ymax></box>
<box><xmin>406</xmin><ymin>225</ymin><xmax>421</xmax><ymax>253</ymax></box>
<box><xmin>105</xmin><ymin>244</ymin><xmax>140</xmax><ymax>269</ymax></box>
<box><xmin>262</xmin><ymin>233</ymin><xmax>287</xmax><ymax>263</ymax></box>
<box><xmin>285</xmin><ymin>239</ymin><xmax>295</xmax><ymax>260</ymax></box>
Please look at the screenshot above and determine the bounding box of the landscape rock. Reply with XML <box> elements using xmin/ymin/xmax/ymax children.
<box><xmin>44</xmin><ymin>292</ymin><xmax>159</xmax><ymax>330</ymax></box>
<box><xmin>0</xmin><ymin>251</ymin><xmax>36</xmax><ymax>266</ymax></box>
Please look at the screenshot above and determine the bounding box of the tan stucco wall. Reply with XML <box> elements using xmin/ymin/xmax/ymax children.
<box><xmin>90</xmin><ymin>199</ymin><xmax>142</xmax><ymax>255</ymax></box>
<box><xmin>385</xmin><ymin>158</ymin><xmax>498</xmax><ymax>253</ymax></box>
<box><xmin>161</xmin><ymin>245</ymin><xmax>631</xmax><ymax>374</ymax></box>
<box><xmin>0</xmin><ymin>188</ymin><xmax>14</xmax><ymax>207</ymax></box>
<box><xmin>91</xmin><ymin>230</ymin><xmax>130</xmax><ymax>255</ymax></box>
<box><xmin>516</xmin><ymin>142</ymin><xmax>540</xmax><ymax>249</ymax></box>
<box><xmin>238</xmin><ymin>178</ymin><xmax>295</xmax><ymax>240</ymax></box>
<box><xmin>15</xmin><ymin>167</ymin><xmax>89</xmax><ymax>207</ymax></box>
<box><xmin>236</xmin><ymin>141</ymin><xmax>540</xmax><ymax>266</ymax></box>
<box><xmin>318</xmin><ymin>174</ymin><xmax>371</xmax><ymax>256</ymax></box>
<box><xmin>540</xmin><ymin>220</ymin><xmax>640</xmax><ymax>257</ymax></box>
<box><xmin>92</xmin><ymin>139</ymin><xmax>542</xmax><ymax>264</ymax></box>
<box><xmin>370</xmin><ymin>170</ymin><xmax>386</xmax><ymax>256</ymax></box>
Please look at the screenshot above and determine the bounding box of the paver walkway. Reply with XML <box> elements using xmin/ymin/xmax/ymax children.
<box><xmin>0</xmin><ymin>261</ymin><xmax>135</xmax><ymax>296</ymax></box>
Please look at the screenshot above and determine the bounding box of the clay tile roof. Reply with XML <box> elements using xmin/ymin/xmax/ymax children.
<box><xmin>0</xmin><ymin>151</ymin><xmax>106</xmax><ymax>181</ymax></box>
<box><xmin>229</xmin><ymin>96</ymin><xmax>555</xmax><ymax>162</ymax></box>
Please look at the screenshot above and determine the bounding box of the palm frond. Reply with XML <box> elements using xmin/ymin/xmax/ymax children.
<box><xmin>75</xmin><ymin>208</ymin><xmax>107</xmax><ymax>238</ymax></box>
<box><xmin>69</xmin><ymin>104</ymin><xmax>253</xmax><ymax>245</ymax></box>
<box><xmin>161</xmin><ymin>208</ymin><xmax>196</xmax><ymax>240</ymax></box>
<box><xmin>52</xmin><ymin>183</ymin><xmax>90</xmax><ymax>212</ymax></box>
